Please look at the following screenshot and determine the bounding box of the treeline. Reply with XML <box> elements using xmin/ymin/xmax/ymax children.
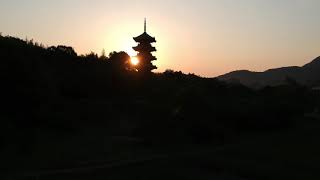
<box><xmin>0</xmin><ymin>35</ymin><xmax>136</xmax><ymax>148</ymax></box>
<box><xmin>0</xmin><ymin>35</ymin><xmax>318</xmax><ymax>150</ymax></box>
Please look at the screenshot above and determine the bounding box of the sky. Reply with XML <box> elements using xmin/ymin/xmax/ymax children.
<box><xmin>0</xmin><ymin>0</ymin><xmax>319</xmax><ymax>77</ymax></box>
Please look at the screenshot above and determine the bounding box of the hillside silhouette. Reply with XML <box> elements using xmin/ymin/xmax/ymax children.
<box><xmin>1</xmin><ymin>35</ymin><xmax>320</xmax><ymax>179</ymax></box>
<box><xmin>218</xmin><ymin>56</ymin><xmax>320</xmax><ymax>89</ymax></box>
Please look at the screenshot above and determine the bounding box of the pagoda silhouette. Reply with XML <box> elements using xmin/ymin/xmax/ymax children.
<box><xmin>133</xmin><ymin>19</ymin><xmax>157</xmax><ymax>73</ymax></box>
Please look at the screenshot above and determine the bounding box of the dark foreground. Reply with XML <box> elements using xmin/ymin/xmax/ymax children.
<box><xmin>1</xmin><ymin>35</ymin><xmax>320</xmax><ymax>180</ymax></box>
<box><xmin>3</xmin><ymin>115</ymin><xmax>319</xmax><ymax>180</ymax></box>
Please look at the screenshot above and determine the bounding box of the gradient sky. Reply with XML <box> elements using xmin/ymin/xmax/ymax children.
<box><xmin>1</xmin><ymin>0</ymin><xmax>319</xmax><ymax>77</ymax></box>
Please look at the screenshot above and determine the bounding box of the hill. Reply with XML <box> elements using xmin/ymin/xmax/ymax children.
<box><xmin>217</xmin><ymin>57</ymin><xmax>320</xmax><ymax>88</ymax></box>
<box><xmin>1</xmin><ymin>35</ymin><xmax>320</xmax><ymax>179</ymax></box>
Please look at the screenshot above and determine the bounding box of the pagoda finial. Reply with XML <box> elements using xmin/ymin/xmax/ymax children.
<box><xmin>144</xmin><ymin>18</ymin><xmax>146</xmax><ymax>33</ymax></box>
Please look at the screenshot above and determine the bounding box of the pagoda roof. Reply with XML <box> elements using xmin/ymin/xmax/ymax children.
<box><xmin>133</xmin><ymin>43</ymin><xmax>156</xmax><ymax>52</ymax></box>
<box><xmin>133</xmin><ymin>32</ymin><xmax>156</xmax><ymax>43</ymax></box>
<box><xmin>137</xmin><ymin>53</ymin><xmax>157</xmax><ymax>61</ymax></box>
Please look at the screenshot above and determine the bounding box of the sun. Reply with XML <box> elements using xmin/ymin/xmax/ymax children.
<box><xmin>130</xmin><ymin>56</ymin><xmax>139</xmax><ymax>66</ymax></box>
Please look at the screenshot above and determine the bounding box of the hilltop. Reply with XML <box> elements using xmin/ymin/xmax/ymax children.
<box><xmin>218</xmin><ymin>57</ymin><xmax>320</xmax><ymax>89</ymax></box>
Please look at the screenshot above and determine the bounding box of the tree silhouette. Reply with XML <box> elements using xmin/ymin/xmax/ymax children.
<box><xmin>108</xmin><ymin>51</ymin><xmax>131</xmax><ymax>72</ymax></box>
<box><xmin>48</xmin><ymin>45</ymin><xmax>77</xmax><ymax>57</ymax></box>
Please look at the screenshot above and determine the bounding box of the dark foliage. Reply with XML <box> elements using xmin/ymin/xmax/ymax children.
<box><xmin>0</xmin><ymin>35</ymin><xmax>318</xmax><ymax>153</ymax></box>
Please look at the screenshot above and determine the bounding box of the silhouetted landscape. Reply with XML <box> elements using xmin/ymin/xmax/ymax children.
<box><xmin>1</xmin><ymin>34</ymin><xmax>320</xmax><ymax>179</ymax></box>
<box><xmin>218</xmin><ymin>57</ymin><xmax>320</xmax><ymax>89</ymax></box>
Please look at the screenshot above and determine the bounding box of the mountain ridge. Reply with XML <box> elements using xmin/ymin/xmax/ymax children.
<box><xmin>217</xmin><ymin>57</ymin><xmax>320</xmax><ymax>88</ymax></box>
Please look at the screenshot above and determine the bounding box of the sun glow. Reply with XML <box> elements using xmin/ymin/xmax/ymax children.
<box><xmin>130</xmin><ymin>56</ymin><xmax>139</xmax><ymax>66</ymax></box>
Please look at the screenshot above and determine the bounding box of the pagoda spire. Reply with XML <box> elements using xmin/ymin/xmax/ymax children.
<box><xmin>144</xmin><ymin>18</ymin><xmax>147</xmax><ymax>32</ymax></box>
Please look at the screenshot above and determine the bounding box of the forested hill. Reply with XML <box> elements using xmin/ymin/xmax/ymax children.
<box><xmin>218</xmin><ymin>56</ymin><xmax>320</xmax><ymax>89</ymax></box>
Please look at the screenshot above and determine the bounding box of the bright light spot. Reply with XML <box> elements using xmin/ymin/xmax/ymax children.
<box><xmin>130</xmin><ymin>56</ymin><xmax>139</xmax><ymax>66</ymax></box>
<box><xmin>126</xmin><ymin>48</ymin><xmax>137</xmax><ymax>57</ymax></box>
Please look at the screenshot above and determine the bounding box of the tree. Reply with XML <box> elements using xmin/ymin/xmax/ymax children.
<box><xmin>108</xmin><ymin>51</ymin><xmax>131</xmax><ymax>72</ymax></box>
<box><xmin>56</xmin><ymin>45</ymin><xmax>77</xmax><ymax>57</ymax></box>
<box><xmin>85</xmin><ymin>51</ymin><xmax>99</xmax><ymax>60</ymax></box>
<box><xmin>48</xmin><ymin>45</ymin><xmax>77</xmax><ymax>57</ymax></box>
<box><xmin>100</xmin><ymin>49</ymin><xmax>107</xmax><ymax>60</ymax></box>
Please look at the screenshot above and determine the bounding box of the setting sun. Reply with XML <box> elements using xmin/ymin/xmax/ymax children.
<box><xmin>130</xmin><ymin>56</ymin><xmax>139</xmax><ymax>66</ymax></box>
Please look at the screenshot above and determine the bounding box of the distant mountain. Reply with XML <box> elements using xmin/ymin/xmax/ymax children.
<box><xmin>217</xmin><ymin>57</ymin><xmax>320</xmax><ymax>88</ymax></box>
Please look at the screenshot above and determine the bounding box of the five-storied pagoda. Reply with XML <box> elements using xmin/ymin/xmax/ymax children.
<box><xmin>133</xmin><ymin>19</ymin><xmax>157</xmax><ymax>73</ymax></box>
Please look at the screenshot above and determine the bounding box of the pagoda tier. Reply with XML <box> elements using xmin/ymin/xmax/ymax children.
<box><xmin>133</xmin><ymin>43</ymin><xmax>156</xmax><ymax>52</ymax></box>
<box><xmin>133</xmin><ymin>32</ymin><xmax>156</xmax><ymax>43</ymax></box>
<box><xmin>137</xmin><ymin>53</ymin><xmax>157</xmax><ymax>61</ymax></box>
<box><xmin>137</xmin><ymin>61</ymin><xmax>157</xmax><ymax>71</ymax></box>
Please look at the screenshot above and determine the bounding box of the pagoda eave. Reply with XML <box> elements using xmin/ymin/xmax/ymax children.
<box><xmin>133</xmin><ymin>32</ymin><xmax>156</xmax><ymax>43</ymax></box>
<box><xmin>133</xmin><ymin>46</ymin><xmax>156</xmax><ymax>52</ymax></box>
<box><xmin>133</xmin><ymin>38</ymin><xmax>156</xmax><ymax>43</ymax></box>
